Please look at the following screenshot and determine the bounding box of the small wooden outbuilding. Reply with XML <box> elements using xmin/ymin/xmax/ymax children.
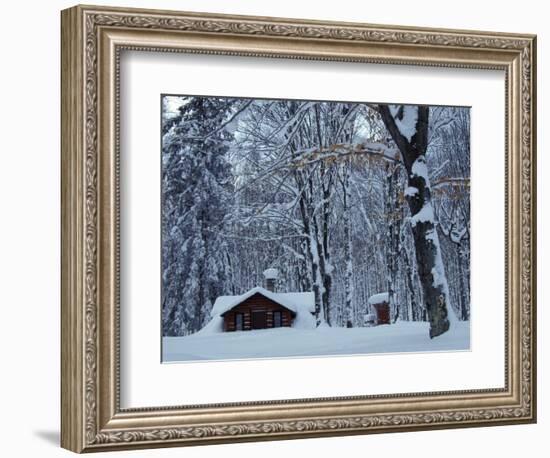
<box><xmin>368</xmin><ymin>292</ymin><xmax>391</xmax><ymax>325</ymax></box>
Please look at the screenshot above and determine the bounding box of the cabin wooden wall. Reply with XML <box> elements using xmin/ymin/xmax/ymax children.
<box><xmin>222</xmin><ymin>293</ymin><xmax>294</xmax><ymax>331</ymax></box>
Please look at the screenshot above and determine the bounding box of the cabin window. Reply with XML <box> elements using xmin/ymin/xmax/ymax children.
<box><xmin>235</xmin><ymin>313</ymin><xmax>244</xmax><ymax>331</ymax></box>
<box><xmin>273</xmin><ymin>311</ymin><xmax>282</xmax><ymax>328</ymax></box>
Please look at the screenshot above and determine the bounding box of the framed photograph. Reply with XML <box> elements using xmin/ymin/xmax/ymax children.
<box><xmin>159</xmin><ymin>94</ymin><xmax>472</xmax><ymax>363</ymax></box>
<box><xmin>61</xmin><ymin>4</ymin><xmax>537</xmax><ymax>453</ymax></box>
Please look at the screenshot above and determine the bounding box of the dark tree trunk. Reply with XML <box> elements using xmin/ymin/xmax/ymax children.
<box><xmin>378</xmin><ymin>105</ymin><xmax>451</xmax><ymax>338</ymax></box>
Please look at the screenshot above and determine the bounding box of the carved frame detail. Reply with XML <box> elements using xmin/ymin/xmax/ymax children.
<box><xmin>61</xmin><ymin>5</ymin><xmax>536</xmax><ymax>453</ymax></box>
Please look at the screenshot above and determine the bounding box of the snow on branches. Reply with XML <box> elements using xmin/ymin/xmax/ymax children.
<box><xmin>161</xmin><ymin>96</ymin><xmax>470</xmax><ymax>337</ymax></box>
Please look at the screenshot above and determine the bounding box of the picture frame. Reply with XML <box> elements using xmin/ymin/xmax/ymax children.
<box><xmin>61</xmin><ymin>4</ymin><xmax>537</xmax><ymax>453</ymax></box>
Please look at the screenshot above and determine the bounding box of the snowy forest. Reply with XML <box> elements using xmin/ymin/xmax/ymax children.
<box><xmin>161</xmin><ymin>95</ymin><xmax>470</xmax><ymax>341</ymax></box>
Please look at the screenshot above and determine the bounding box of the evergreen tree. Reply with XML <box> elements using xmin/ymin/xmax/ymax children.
<box><xmin>161</xmin><ymin>97</ymin><xmax>235</xmax><ymax>336</ymax></box>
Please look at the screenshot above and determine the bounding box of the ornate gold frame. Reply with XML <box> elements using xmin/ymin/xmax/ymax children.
<box><xmin>61</xmin><ymin>4</ymin><xmax>537</xmax><ymax>453</ymax></box>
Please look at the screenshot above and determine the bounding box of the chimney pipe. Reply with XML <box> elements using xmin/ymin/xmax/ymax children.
<box><xmin>263</xmin><ymin>268</ymin><xmax>279</xmax><ymax>292</ymax></box>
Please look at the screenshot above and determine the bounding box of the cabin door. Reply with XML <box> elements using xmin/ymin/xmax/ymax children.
<box><xmin>375</xmin><ymin>304</ymin><xmax>390</xmax><ymax>325</ymax></box>
<box><xmin>251</xmin><ymin>311</ymin><xmax>267</xmax><ymax>329</ymax></box>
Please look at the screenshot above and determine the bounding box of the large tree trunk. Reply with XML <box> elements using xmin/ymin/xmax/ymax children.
<box><xmin>378</xmin><ymin>105</ymin><xmax>452</xmax><ymax>338</ymax></box>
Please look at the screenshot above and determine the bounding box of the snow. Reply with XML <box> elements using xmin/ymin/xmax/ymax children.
<box><xmin>368</xmin><ymin>292</ymin><xmax>389</xmax><ymax>305</ymax></box>
<box><xmin>222</xmin><ymin>114</ymin><xmax>240</xmax><ymax>135</ymax></box>
<box><xmin>262</xmin><ymin>268</ymin><xmax>279</xmax><ymax>279</ymax></box>
<box><xmin>277</xmin><ymin>292</ymin><xmax>315</xmax><ymax>314</ymax></box>
<box><xmin>361</xmin><ymin>142</ymin><xmax>402</xmax><ymax>161</ymax></box>
<box><xmin>390</xmin><ymin>105</ymin><xmax>419</xmax><ymax>142</ymax></box>
<box><xmin>364</xmin><ymin>313</ymin><xmax>377</xmax><ymax>325</ymax></box>
<box><xmin>211</xmin><ymin>286</ymin><xmax>313</xmax><ymax>316</ymax></box>
<box><xmin>163</xmin><ymin>96</ymin><xmax>189</xmax><ymax>118</ymax></box>
<box><xmin>425</xmin><ymin>229</ymin><xmax>459</xmax><ymax>324</ymax></box>
<box><xmin>162</xmin><ymin>321</ymin><xmax>470</xmax><ymax>362</ymax></box>
<box><xmin>404</xmin><ymin>186</ymin><xmax>419</xmax><ymax>197</ymax></box>
<box><xmin>411</xmin><ymin>156</ymin><xmax>429</xmax><ymax>181</ymax></box>
<box><xmin>309</xmin><ymin>232</ymin><xmax>320</xmax><ymax>265</ymax></box>
<box><xmin>410</xmin><ymin>203</ymin><xmax>435</xmax><ymax>227</ymax></box>
<box><xmin>195</xmin><ymin>315</ymin><xmax>224</xmax><ymax>335</ymax></box>
<box><xmin>451</xmin><ymin>227</ymin><xmax>468</xmax><ymax>244</ymax></box>
<box><xmin>290</xmin><ymin>302</ymin><xmax>317</xmax><ymax>329</ymax></box>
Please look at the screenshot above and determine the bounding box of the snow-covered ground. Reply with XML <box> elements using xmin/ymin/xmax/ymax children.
<box><xmin>162</xmin><ymin>321</ymin><xmax>470</xmax><ymax>363</ymax></box>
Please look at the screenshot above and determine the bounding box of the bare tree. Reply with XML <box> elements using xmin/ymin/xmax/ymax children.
<box><xmin>378</xmin><ymin>105</ymin><xmax>453</xmax><ymax>338</ymax></box>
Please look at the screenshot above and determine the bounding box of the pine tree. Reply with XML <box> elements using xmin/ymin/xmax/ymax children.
<box><xmin>161</xmin><ymin>97</ymin><xmax>235</xmax><ymax>336</ymax></box>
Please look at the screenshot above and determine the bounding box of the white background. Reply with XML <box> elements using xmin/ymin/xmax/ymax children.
<box><xmin>0</xmin><ymin>0</ymin><xmax>546</xmax><ymax>457</ymax></box>
<box><xmin>121</xmin><ymin>52</ymin><xmax>504</xmax><ymax>407</ymax></box>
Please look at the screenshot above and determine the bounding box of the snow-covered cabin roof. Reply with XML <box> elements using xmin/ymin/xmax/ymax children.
<box><xmin>212</xmin><ymin>286</ymin><xmax>314</xmax><ymax>317</ymax></box>
<box><xmin>368</xmin><ymin>292</ymin><xmax>389</xmax><ymax>305</ymax></box>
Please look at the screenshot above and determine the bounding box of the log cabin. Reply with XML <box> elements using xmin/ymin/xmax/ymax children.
<box><xmin>209</xmin><ymin>269</ymin><xmax>315</xmax><ymax>333</ymax></box>
<box><xmin>212</xmin><ymin>287</ymin><xmax>315</xmax><ymax>332</ymax></box>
